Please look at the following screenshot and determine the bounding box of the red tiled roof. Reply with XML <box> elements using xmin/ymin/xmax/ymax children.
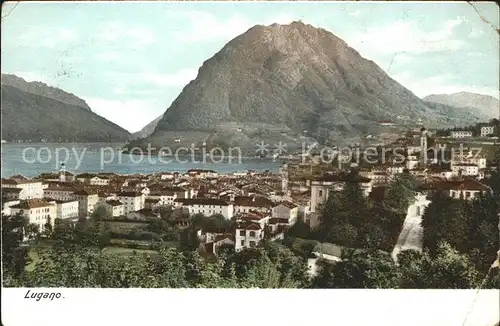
<box><xmin>234</xmin><ymin>196</ymin><xmax>274</xmax><ymax>208</ymax></box>
<box><xmin>11</xmin><ymin>199</ymin><xmax>53</xmax><ymax>209</ymax></box>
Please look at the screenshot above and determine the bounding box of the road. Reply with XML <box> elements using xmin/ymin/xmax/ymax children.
<box><xmin>391</xmin><ymin>195</ymin><xmax>431</xmax><ymax>262</ymax></box>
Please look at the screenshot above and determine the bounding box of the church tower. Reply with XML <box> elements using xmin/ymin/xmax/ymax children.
<box><xmin>420</xmin><ymin>127</ymin><xmax>428</xmax><ymax>166</ymax></box>
<box><xmin>280</xmin><ymin>162</ymin><xmax>289</xmax><ymax>195</ymax></box>
<box><xmin>59</xmin><ymin>163</ymin><xmax>66</xmax><ymax>182</ymax></box>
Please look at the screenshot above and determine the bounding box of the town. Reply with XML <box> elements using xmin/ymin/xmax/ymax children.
<box><xmin>2</xmin><ymin>119</ymin><xmax>500</xmax><ymax>288</ymax></box>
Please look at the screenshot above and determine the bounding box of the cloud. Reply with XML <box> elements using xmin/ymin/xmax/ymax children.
<box><xmin>83</xmin><ymin>97</ymin><xmax>165</xmax><ymax>132</ymax></box>
<box><xmin>96</xmin><ymin>22</ymin><xmax>156</xmax><ymax>47</ymax></box>
<box><xmin>141</xmin><ymin>68</ymin><xmax>198</xmax><ymax>87</ymax></box>
<box><xmin>468</xmin><ymin>27</ymin><xmax>485</xmax><ymax>38</ymax></box>
<box><xmin>17</xmin><ymin>27</ymin><xmax>79</xmax><ymax>49</ymax></box>
<box><xmin>95</xmin><ymin>51</ymin><xmax>123</xmax><ymax>62</ymax></box>
<box><xmin>172</xmin><ymin>11</ymin><xmax>252</xmax><ymax>44</ymax></box>
<box><xmin>347</xmin><ymin>16</ymin><xmax>468</xmax><ymax>57</ymax></box>
<box><xmin>392</xmin><ymin>71</ymin><xmax>499</xmax><ymax>99</ymax></box>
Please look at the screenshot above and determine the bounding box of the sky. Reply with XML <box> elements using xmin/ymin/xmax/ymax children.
<box><xmin>1</xmin><ymin>1</ymin><xmax>499</xmax><ymax>133</ymax></box>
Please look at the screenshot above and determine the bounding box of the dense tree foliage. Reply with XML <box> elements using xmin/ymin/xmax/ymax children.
<box><xmin>314</xmin><ymin>179</ymin><xmax>408</xmax><ymax>251</ymax></box>
<box><xmin>382</xmin><ymin>173</ymin><xmax>417</xmax><ymax>213</ymax></box>
<box><xmin>311</xmin><ymin>242</ymin><xmax>491</xmax><ymax>289</ymax></box>
<box><xmin>422</xmin><ymin>190</ymin><xmax>499</xmax><ymax>273</ymax></box>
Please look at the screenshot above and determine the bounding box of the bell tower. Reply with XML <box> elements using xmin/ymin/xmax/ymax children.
<box><xmin>59</xmin><ymin>163</ymin><xmax>66</xmax><ymax>182</ymax></box>
<box><xmin>420</xmin><ymin>127</ymin><xmax>428</xmax><ymax>166</ymax></box>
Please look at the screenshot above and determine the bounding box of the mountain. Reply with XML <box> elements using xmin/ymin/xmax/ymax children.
<box><xmin>132</xmin><ymin>21</ymin><xmax>483</xmax><ymax>152</ymax></box>
<box><xmin>131</xmin><ymin>115</ymin><xmax>163</xmax><ymax>140</ymax></box>
<box><xmin>423</xmin><ymin>92</ymin><xmax>499</xmax><ymax>121</ymax></box>
<box><xmin>1</xmin><ymin>74</ymin><xmax>131</xmax><ymax>142</ymax></box>
<box><xmin>1</xmin><ymin>74</ymin><xmax>92</xmax><ymax>111</ymax></box>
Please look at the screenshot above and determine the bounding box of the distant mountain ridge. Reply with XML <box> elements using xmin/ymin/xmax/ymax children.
<box><xmin>131</xmin><ymin>115</ymin><xmax>163</xmax><ymax>140</ymax></box>
<box><xmin>1</xmin><ymin>74</ymin><xmax>130</xmax><ymax>142</ymax></box>
<box><xmin>1</xmin><ymin>74</ymin><xmax>92</xmax><ymax>111</ymax></box>
<box><xmin>423</xmin><ymin>92</ymin><xmax>499</xmax><ymax>121</ymax></box>
<box><xmin>130</xmin><ymin>21</ymin><xmax>485</xmax><ymax>151</ymax></box>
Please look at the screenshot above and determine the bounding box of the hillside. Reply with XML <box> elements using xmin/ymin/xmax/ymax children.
<box><xmin>131</xmin><ymin>115</ymin><xmax>163</xmax><ymax>140</ymax></box>
<box><xmin>423</xmin><ymin>92</ymin><xmax>499</xmax><ymax>121</ymax></box>
<box><xmin>132</xmin><ymin>21</ymin><xmax>483</xmax><ymax>152</ymax></box>
<box><xmin>1</xmin><ymin>75</ymin><xmax>131</xmax><ymax>142</ymax></box>
<box><xmin>1</xmin><ymin>74</ymin><xmax>92</xmax><ymax>111</ymax></box>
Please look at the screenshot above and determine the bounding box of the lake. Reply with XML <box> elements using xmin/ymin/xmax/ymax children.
<box><xmin>1</xmin><ymin>143</ymin><xmax>283</xmax><ymax>178</ymax></box>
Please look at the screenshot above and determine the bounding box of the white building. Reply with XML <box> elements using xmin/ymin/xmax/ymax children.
<box><xmin>450</xmin><ymin>130</ymin><xmax>473</xmax><ymax>139</ymax></box>
<box><xmin>2</xmin><ymin>200</ymin><xmax>20</xmax><ymax>216</ymax></box>
<box><xmin>10</xmin><ymin>199</ymin><xmax>56</xmax><ymax>232</ymax></box>
<box><xmin>148</xmin><ymin>189</ymin><xmax>178</xmax><ymax>206</ymax></box>
<box><xmin>1</xmin><ymin>178</ymin><xmax>44</xmax><ymax>199</ymax></box>
<box><xmin>43</xmin><ymin>186</ymin><xmax>75</xmax><ymax>202</ymax></box>
<box><xmin>420</xmin><ymin>179</ymin><xmax>491</xmax><ymax>200</ymax></box>
<box><xmin>310</xmin><ymin>174</ymin><xmax>372</xmax><ymax>213</ymax></box>
<box><xmin>186</xmin><ymin>169</ymin><xmax>218</xmax><ymax>179</ymax></box>
<box><xmin>271</xmin><ymin>201</ymin><xmax>299</xmax><ymax>225</ymax></box>
<box><xmin>480</xmin><ymin>126</ymin><xmax>495</xmax><ymax>137</ymax></box>
<box><xmin>233</xmin><ymin>196</ymin><xmax>275</xmax><ymax>214</ymax></box>
<box><xmin>89</xmin><ymin>176</ymin><xmax>111</xmax><ymax>186</ymax></box>
<box><xmin>235</xmin><ymin>221</ymin><xmax>264</xmax><ymax>251</ymax></box>
<box><xmin>451</xmin><ymin>164</ymin><xmax>479</xmax><ymax>177</ymax></box>
<box><xmin>178</xmin><ymin>198</ymin><xmax>234</xmax><ymax>219</ymax></box>
<box><xmin>117</xmin><ymin>191</ymin><xmax>144</xmax><ymax>214</ymax></box>
<box><xmin>98</xmin><ymin>200</ymin><xmax>124</xmax><ymax>217</ymax></box>
<box><xmin>73</xmin><ymin>190</ymin><xmax>99</xmax><ymax>217</ymax></box>
<box><xmin>52</xmin><ymin>199</ymin><xmax>79</xmax><ymax>220</ymax></box>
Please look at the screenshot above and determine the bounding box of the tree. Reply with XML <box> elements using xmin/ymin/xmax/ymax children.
<box><xmin>399</xmin><ymin>243</ymin><xmax>481</xmax><ymax>289</ymax></box>
<box><xmin>356</xmin><ymin>223</ymin><xmax>385</xmax><ymax>249</ymax></box>
<box><xmin>24</xmin><ymin>223</ymin><xmax>40</xmax><ymax>241</ymax></box>
<box><xmin>41</xmin><ymin>217</ymin><xmax>53</xmax><ymax>238</ymax></box>
<box><xmin>383</xmin><ymin>174</ymin><xmax>416</xmax><ymax>213</ymax></box>
<box><xmin>327</xmin><ymin>223</ymin><xmax>358</xmax><ymax>247</ymax></box>
<box><xmin>312</xmin><ymin>250</ymin><xmax>400</xmax><ymax>288</ymax></box>
<box><xmin>262</xmin><ymin>242</ymin><xmax>310</xmax><ymax>288</ymax></box>
<box><xmin>421</xmin><ymin>193</ymin><xmax>469</xmax><ymax>253</ymax></box>
<box><xmin>2</xmin><ymin>213</ymin><xmax>30</xmax><ymax>282</ymax></box>
<box><xmin>339</xmin><ymin>181</ymin><xmax>368</xmax><ymax>227</ymax></box>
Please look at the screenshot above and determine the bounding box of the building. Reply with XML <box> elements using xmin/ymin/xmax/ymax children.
<box><xmin>186</xmin><ymin>169</ymin><xmax>218</xmax><ymax>179</ymax></box>
<box><xmin>235</xmin><ymin>221</ymin><xmax>264</xmax><ymax>251</ymax></box>
<box><xmin>451</xmin><ymin>163</ymin><xmax>479</xmax><ymax>177</ymax></box>
<box><xmin>450</xmin><ymin>130</ymin><xmax>473</xmax><ymax>139</ymax></box>
<box><xmin>177</xmin><ymin>198</ymin><xmax>234</xmax><ymax>219</ymax></box>
<box><xmin>310</xmin><ymin>173</ymin><xmax>372</xmax><ymax>213</ymax></box>
<box><xmin>233</xmin><ymin>196</ymin><xmax>274</xmax><ymax>214</ymax></box>
<box><xmin>73</xmin><ymin>189</ymin><xmax>99</xmax><ymax>217</ymax></box>
<box><xmin>420</xmin><ymin>127</ymin><xmax>428</xmax><ymax>165</ymax></box>
<box><xmin>480</xmin><ymin>126</ymin><xmax>495</xmax><ymax>137</ymax></box>
<box><xmin>419</xmin><ymin>178</ymin><xmax>491</xmax><ymax>200</ymax></box>
<box><xmin>43</xmin><ymin>186</ymin><xmax>75</xmax><ymax>202</ymax></box>
<box><xmin>10</xmin><ymin>199</ymin><xmax>56</xmax><ymax>232</ymax></box>
<box><xmin>98</xmin><ymin>199</ymin><xmax>124</xmax><ymax>217</ymax></box>
<box><xmin>147</xmin><ymin>189</ymin><xmax>178</xmax><ymax>206</ymax></box>
<box><xmin>2</xmin><ymin>200</ymin><xmax>21</xmax><ymax>216</ymax></box>
<box><xmin>75</xmin><ymin>173</ymin><xmax>96</xmax><ymax>184</ymax></box>
<box><xmin>1</xmin><ymin>178</ymin><xmax>44</xmax><ymax>199</ymax></box>
<box><xmin>89</xmin><ymin>176</ymin><xmax>111</xmax><ymax>186</ymax></box>
<box><xmin>117</xmin><ymin>191</ymin><xmax>144</xmax><ymax>214</ymax></box>
<box><xmin>271</xmin><ymin>201</ymin><xmax>299</xmax><ymax>225</ymax></box>
<box><xmin>52</xmin><ymin>199</ymin><xmax>79</xmax><ymax>220</ymax></box>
